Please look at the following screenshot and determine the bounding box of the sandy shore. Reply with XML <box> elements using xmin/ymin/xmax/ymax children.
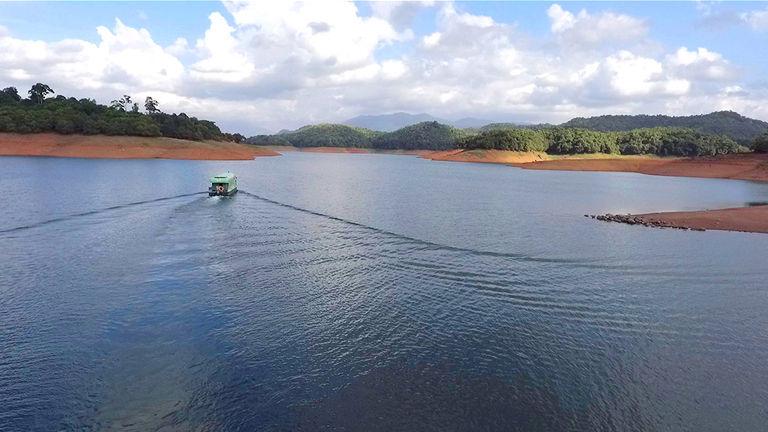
<box><xmin>422</xmin><ymin>149</ymin><xmax>549</xmax><ymax>164</ymax></box>
<box><xmin>510</xmin><ymin>153</ymin><xmax>768</xmax><ymax>182</ymax></box>
<box><xmin>628</xmin><ymin>206</ymin><xmax>768</xmax><ymax>233</ymax></box>
<box><xmin>0</xmin><ymin>133</ymin><xmax>280</xmax><ymax>160</ymax></box>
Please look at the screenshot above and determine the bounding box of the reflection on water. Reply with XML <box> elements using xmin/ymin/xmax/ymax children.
<box><xmin>1</xmin><ymin>155</ymin><xmax>768</xmax><ymax>431</ymax></box>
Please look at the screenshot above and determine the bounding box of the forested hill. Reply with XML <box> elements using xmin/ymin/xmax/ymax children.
<box><xmin>248</xmin><ymin>124</ymin><xmax>382</xmax><ymax>148</ymax></box>
<box><xmin>0</xmin><ymin>84</ymin><xmax>243</xmax><ymax>142</ymax></box>
<box><xmin>247</xmin><ymin>121</ymin><xmax>467</xmax><ymax>151</ymax></box>
<box><xmin>561</xmin><ymin>111</ymin><xmax>768</xmax><ymax>145</ymax></box>
<box><xmin>247</xmin><ymin>121</ymin><xmax>757</xmax><ymax>156</ymax></box>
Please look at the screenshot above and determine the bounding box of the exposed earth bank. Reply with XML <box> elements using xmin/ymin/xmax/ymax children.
<box><xmin>589</xmin><ymin>206</ymin><xmax>768</xmax><ymax>234</ymax></box>
<box><xmin>510</xmin><ymin>152</ymin><xmax>768</xmax><ymax>182</ymax></box>
<box><xmin>0</xmin><ymin>133</ymin><xmax>280</xmax><ymax>160</ymax></box>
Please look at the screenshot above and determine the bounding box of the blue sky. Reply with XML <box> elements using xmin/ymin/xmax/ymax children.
<box><xmin>1</xmin><ymin>1</ymin><xmax>767</xmax><ymax>133</ymax></box>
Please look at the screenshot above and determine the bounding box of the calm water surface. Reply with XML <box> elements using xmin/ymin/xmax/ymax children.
<box><xmin>1</xmin><ymin>153</ymin><xmax>767</xmax><ymax>431</ymax></box>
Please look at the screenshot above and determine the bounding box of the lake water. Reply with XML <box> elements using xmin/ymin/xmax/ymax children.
<box><xmin>1</xmin><ymin>153</ymin><xmax>768</xmax><ymax>431</ymax></box>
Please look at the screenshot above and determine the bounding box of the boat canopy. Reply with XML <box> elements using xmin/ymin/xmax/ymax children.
<box><xmin>210</xmin><ymin>173</ymin><xmax>236</xmax><ymax>184</ymax></box>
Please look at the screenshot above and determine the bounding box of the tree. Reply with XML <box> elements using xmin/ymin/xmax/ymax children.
<box><xmin>28</xmin><ymin>83</ymin><xmax>54</xmax><ymax>104</ymax></box>
<box><xmin>0</xmin><ymin>87</ymin><xmax>21</xmax><ymax>104</ymax></box>
<box><xmin>144</xmin><ymin>96</ymin><xmax>159</xmax><ymax>114</ymax></box>
<box><xmin>753</xmin><ymin>133</ymin><xmax>768</xmax><ymax>153</ymax></box>
<box><xmin>131</xmin><ymin>102</ymin><xmax>139</xmax><ymax>113</ymax></box>
<box><xmin>110</xmin><ymin>95</ymin><xmax>132</xmax><ymax>111</ymax></box>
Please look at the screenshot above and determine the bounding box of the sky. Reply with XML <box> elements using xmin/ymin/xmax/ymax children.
<box><xmin>1</xmin><ymin>1</ymin><xmax>767</xmax><ymax>134</ymax></box>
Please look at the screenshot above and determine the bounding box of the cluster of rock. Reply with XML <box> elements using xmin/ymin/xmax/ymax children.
<box><xmin>585</xmin><ymin>214</ymin><xmax>706</xmax><ymax>231</ymax></box>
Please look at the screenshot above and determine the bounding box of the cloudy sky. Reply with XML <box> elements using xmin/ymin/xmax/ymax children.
<box><xmin>1</xmin><ymin>1</ymin><xmax>767</xmax><ymax>134</ymax></box>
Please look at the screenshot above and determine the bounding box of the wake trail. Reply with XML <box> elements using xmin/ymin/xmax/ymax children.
<box><xmin>0</xmin><ymin>191</ymin><xmax>207</xmax><ymax>234</ymax></box>
<box><xmin>239</xmin><ymin>190</ymin><xmax>600</xmax><ymax>265</ymax></box>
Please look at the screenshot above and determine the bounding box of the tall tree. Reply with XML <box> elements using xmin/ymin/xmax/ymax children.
<box><xmin>28</xmin><ymin>83</ymin><xmax>54</xmax><ymax>104</ymax></box>
<box><xmin>110</xmin><ymin>95</ymin><xmax>132</xmax><ymax>111</ymax></box>
<box><xmin>144</xmin><ymin>96</ymin><xmax>159</xmax><ymax>114</ymax></box>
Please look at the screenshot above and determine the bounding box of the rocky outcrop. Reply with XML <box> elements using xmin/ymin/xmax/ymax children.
<box><xmin>585</xmin><ymin>213</ymin><xmax>706</xmax><ymax>231</ymax></box>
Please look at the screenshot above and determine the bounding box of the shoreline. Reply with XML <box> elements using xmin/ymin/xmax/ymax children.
<box><xmin>508</xmin><ymin>153</ymin><xmax>768</xmax><ymax>183</ymax></box>
<box><xmin>261</xmin><ymin>145</ymin><xmax>428</xmax><ymax>156</ymax></box>
<box><xmin>0</xmin><ymin>133</ymin><xmax>280</xmax><ymax>160</ymax></box>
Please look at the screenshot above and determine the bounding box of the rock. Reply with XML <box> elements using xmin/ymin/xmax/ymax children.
<box><xmin>587</xmin><ymin>212</ymin><xmax>703</xmax><ymax>231</ymax></box>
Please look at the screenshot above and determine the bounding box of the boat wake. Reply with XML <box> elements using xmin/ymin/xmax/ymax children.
<box><xmin>0</xmin><ymin>191</ymin><xmax>207</xmax><ymax>235</ymax></box>
<box><xmin>239</xmin><ymin>190</ymin><xmax>599</xmax><ymax>266</ymax></box>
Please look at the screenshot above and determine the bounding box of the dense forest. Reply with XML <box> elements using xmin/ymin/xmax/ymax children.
<box><xmin>561</xmin><ymin>111</ymin><xmax>768</xmax><ymax>145</ymax></box>
<box><xmin>247</xmin><ymin>121</ymin><xmax>468</xmax><ymax>151</ymax></box>
<box><xmin>459</xmin><ymin>127</ymin><xmax>745</xmax><ymax>156</ymax></box>
<box><xmin>0</xmin><ymin>84</ymin><xmax>241</xmax><ymax>142</ymax></box>
<box><xmin>371</xmin><ymin>122</ymin><xmax>468</xmax><ymax>150</ymax></box>
<box><xmin>249</xmin><ymin>121</ymin><xmax>749</xmax><ymax>156</ymax></box>
<box><xmin>247</xmin><ymin>124</ymin><xmax>382</xmax><ymax>148</ymax></box>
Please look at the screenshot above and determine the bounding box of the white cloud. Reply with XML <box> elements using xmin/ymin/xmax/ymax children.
<box><xmin>667</xmin><ymin>47</ymin><xmax>735</xmax><ymax>81</ymax></box>
<box><xmin>422</xmin><ymin>32</ymin><xmax>441</xmax><ymax>48</ymax></box>
<box><xmin>603</xmin><ymin>51</ymin><xmax>664</xmax><ymax>96</ymax></box>
<box><xmin>191</xmin><ymin>12</ymin><xmax>253</xmax><ymax>83</ymax></box>
<box><xmin>740</xmin><ymin>7</ymin><xmax>768</xmax><ymax>31</ymax></box>
<box><xmin>0</xmin><ymin>1</ymin><xmax>765</xmax><ymax>133</ymax></box>
<box><xmin>441</xmin><ymin>3</ymin><xmax>494</xmax><ymax>28</ymax></box>
<box><xmin>0</xmin><ymin>19</ymin><xmax>182</xmax><ymax>92</ymax></box>
<box><xmin>166</xmin><ymin>37</ymin><xmax>190</xmax><ymax>56</ymax></box>
<box><xmin>547</xmin><ymin>4</ymin><xmax>648</xmax><ymax>46</ymax></box>
<box><xmin>95</xmin><ymin>19</ymin><xmax>184</xmax><ymax>89</ymax></box>
<box><xmin>223</xmin><ymin>1</ymin><xmax>401</xmax><ymax>68</ymax></box>
<box><xmin>370</xmin><ymin>1</ymin><xmax>433</xmax><ymax>30</ymax></box>
<box><xmin>669</xmin><ymin>46</ymin><xmax>721</xmax><ymax>66</ymax></box>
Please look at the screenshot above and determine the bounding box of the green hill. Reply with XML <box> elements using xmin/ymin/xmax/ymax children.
<box><xmin>249</xmin><ymin>121</ymin><xmax>469</xmax><ymax>150</ymax></box>
<box><xmin>561</xmin><ymin>111</ymin><xmax>768</xmax><ymax>145</ymax></box>
<box><xmin>247</xmin><ymin>124</ymin><xmax>381</xmax><ymax>148</ymax></box>
<box><xmin>372</xmin><ymin>121</ymin><xmax>469</xmax><ymax>150</ymax></box>
<box><xmin>245</xmin><ymin>111</ymin><xmax>765</xmax><ymax>153</ymax></box>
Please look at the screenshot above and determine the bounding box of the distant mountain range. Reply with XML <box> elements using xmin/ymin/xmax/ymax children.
<box><xmin>343</xmin><ymin>112</ymin><xmax>494</xmax><ymax>131</ymax></box>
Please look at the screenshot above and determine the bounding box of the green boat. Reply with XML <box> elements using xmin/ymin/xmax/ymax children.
<box><xmin>209</xmin><ymin>172</ymin><xmax>238</xmax><ymax>196</ymax></box>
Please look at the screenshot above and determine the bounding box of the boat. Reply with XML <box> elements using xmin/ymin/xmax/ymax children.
<box><xmin>209</xmin><ymin>172</ymin><xmax>238</xmax><ymax>196</ymax></box>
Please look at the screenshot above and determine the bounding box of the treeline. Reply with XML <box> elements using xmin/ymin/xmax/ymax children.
<box><xmin>458</xmin><ymin>127</ymin><xmax>746</xmax><ymax>156</ymax></box>
<box><xmin>247</xmin><ymin>121</ymin><xmax>468</xmax><ymax>150</ymax></box>
<box><xmin>248</xmin><ymin>121</ymin><xmax>748</xmax><ymax>156</ymax></box>
<box><xmin>0</xmin><ymin>84</ymin><xmax>240</xmax><ymax>142</ymax></box>
<box><xmin>561</xmin><ymin>111</ymin><xmax>768</xmax><ymax>145</ymax></box>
